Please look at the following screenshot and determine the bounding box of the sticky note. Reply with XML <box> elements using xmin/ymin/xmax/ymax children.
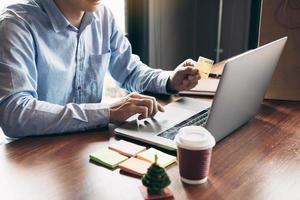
<box><xmin>89</xmin><ymin>149</ymin><xmax>128</xmax><ymax>169</ymax></box>
<box><xmin>197</xmin><ymin>56</ymin><xmax>214</xmax><ymax>79</ymax></box>
<box><xmin>137</xmin><ymin>148</ymin><xmax>176</xmax><ymax>168</ymax></box>
<box><xmin>118</xmin><ymin>157</ymin><xmax>152</xmax><ymax>177</ymax></box>
<box><xmin>109</xmin><ymin>140</ymin><xmax>147</xmax><ymax>157</ymax></box>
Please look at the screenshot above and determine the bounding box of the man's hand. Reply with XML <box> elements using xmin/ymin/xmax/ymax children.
<box><xmin>109</xmin><ymin>92</ymin><xmax>165</xmax><ymax>124</ymax></box>
<box><xmin>167</xmin><ymin>59</ymin><xmax>200</xmax><ymax>93</ymax></box>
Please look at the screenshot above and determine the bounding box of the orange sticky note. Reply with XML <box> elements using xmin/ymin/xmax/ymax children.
<box><xmin>118</xmin><ymin>157</ymin><xmax>151</xmax><ymax>177</ymax></box>
<box><xmin>109</xmin><ymin>140</ymin><xmax>147</xmax><ymax>157</ymax></box>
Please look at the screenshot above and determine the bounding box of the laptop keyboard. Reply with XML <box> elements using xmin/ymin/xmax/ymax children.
<box><xmin>157</xmin><ymin>108</ymin><xmax>210</xmax><ymax>140</ymax></box>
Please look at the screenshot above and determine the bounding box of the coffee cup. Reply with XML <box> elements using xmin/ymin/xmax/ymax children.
<box><xmin>175</xmin><ymin>126</ymin><xmax>215</xmax><ymax>184</ymax></box>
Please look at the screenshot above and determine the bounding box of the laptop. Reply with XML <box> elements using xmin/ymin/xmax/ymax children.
<box><xmin>115</xmin><ymin>37</ymin><xmax>287</xmax><ymax>150</ymax></box>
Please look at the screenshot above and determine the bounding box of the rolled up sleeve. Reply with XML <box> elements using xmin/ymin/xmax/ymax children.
<box><xmin>107</xmin><ymin>10</ymin><xmax>172</xmax><ymax>94</ymax></box>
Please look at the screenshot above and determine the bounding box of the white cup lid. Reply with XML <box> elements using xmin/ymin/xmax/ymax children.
<box><xmin>175</xmin><ymin>126</ymin><xmax>215</xmax><ymax>150</ymax></box>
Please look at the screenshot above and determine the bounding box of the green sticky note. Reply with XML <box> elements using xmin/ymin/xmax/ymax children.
<box><xmin>137</xmin><ymin>148</ymin><xmax>176</xmax><ymax>168</ymax></box>
<box><xmin>89</xmin><ymin>149</ymin><xmax>128</xmax><ymax>169</ymax></box>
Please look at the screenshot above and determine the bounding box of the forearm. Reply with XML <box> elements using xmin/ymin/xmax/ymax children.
<box><xmin>108</xmin><ymin>17</ymin><xmax>173</xmax><ymax>95</ymax></box>
<box><xmin>122</xmin><ymin>62</ymin><xmax>173</xmax><ymax>94</ymax></box>
<box><xmin>0</xmin><ymin>93</ymin><xmax>110</xmax><ymax>138</ymax></box>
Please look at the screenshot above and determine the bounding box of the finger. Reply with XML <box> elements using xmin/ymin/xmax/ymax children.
<box><xmin>183</xmin><ymin>59</ymin><xmax>197</xmax><ymax>67</ymax></box>
<box><xmin>157</xmin><ymin>103</ymin><xmax>165</xmax><ymax>112</ymax></box>
<box><xmin>134</xmin><ymin>98</ymin><xmax>154</xmax><ymax>116</ymax></box>
<box><xmin>135</xmin><ymin>106</ymin><xmax>149</xmax><ymax>120</ymax></box>
<box><xmin>182</xmin><ymin>79</ymin><xmax>190</xmax><ymax>87</ymax></box>
<box><xmin>179</xmin><ymin>66</ymin><xmax>199</xmax><ymax>76</ymax></box>
<box><xmin>127</xmin><ymin>96</ymin><xmax>154</xmax><ymax>115</ymax></box>
<box><xmin>129</xmin><ymin>93</ymin><xmax>161</xmax><ymax>116</ymax></box>
<box><xmin>151</xmin><ymin>97</ymin><xmax>159</xmax><ymax>116</ymax></box>
<box><xmin>128</xmin><ymin>92</ymin><xmax>140</xmax><ymax>98</ymax></box>
<box><xmin>184</xmin><ymin>78</ymin><xmax>197</xmax><ymax>86</ymax></box>
<box><xmin>129</xmin><ymin>92</ymin><xmax>153</xmax><ymax>101</ymax></box>
<box><xmin>145</xmin><ymin>97</ymin><xmax>163</xmax><ymax>115</ymax></box>
<box><xmin>187</xmin><ymin>74</ymin><xmax>200</xmax><ymax>81</ymax></box>
<box><xmin>128</xmin><ymin>92</ymin><xmax>164</xmax><ymax>114</ymax></box>
<box><xmin>126</xmin><ymin>103</ymin><xmax>149</xmax><ymax>120</ymax></box>
<box><xmin>192</xmin><ymin>80</ymin><xmax>199</xmax><ymax>87</ymax></box>
<box><xmin>190</xmin><ymin>67</ymin><xmax>199</xmax><ymax>75</ymax></box>
<box><xmin>188</xmin><ymin>84</ymin><xmax>198</xmax><ymax>90</ymax></box>
<box><xmin>147</xmin><ymin>97</ymin><xmax>158</xmax><ymax>116</ymax></box>
<box><xmin>184</xmin><ymin>79</ymin><xmax>199</xmax><ymax>90</ymax></box>
<box><xmin>116</xmin><ymin>102</ymin><xmax>138</xmax><ymax>121</ymax></box>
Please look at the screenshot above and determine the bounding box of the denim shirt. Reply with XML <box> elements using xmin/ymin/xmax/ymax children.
<box><xmin>0</xmin><ymin>0</ymin><xmax>171</xmax><ymax>137</ymax></box>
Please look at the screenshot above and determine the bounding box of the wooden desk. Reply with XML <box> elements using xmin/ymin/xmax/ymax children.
<box><xmin>0</xmin><ymin>99</ymin><xmax>299</xmax><ymax>200</ymax></box>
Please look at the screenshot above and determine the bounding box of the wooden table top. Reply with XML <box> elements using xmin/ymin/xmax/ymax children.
<box><xmin>0</xmin><ymin>99</ymin><xmax>300</xmax><ymax>200</ymax></box>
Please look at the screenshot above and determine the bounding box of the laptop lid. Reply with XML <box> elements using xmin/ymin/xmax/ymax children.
<box><xmin>205</xmin><ymin>37</ymin><xmax>287</xmax><ymax>141</ymax></box>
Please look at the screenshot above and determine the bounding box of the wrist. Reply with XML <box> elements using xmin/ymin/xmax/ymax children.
<box><xmin>166</xmin><ymin>77</ymin><xmax>178</xmax><ymax>94</ymax></box>
<box><xmin>109</xmin><ymin>107</ymin><xmax>116</xmax><ymax>123</ymax></box>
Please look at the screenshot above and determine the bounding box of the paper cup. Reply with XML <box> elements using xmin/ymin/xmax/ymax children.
<box><xmin>175</xmin><ymin>126</ymin><xmax>215</xmax><ymax>184</ymax></box>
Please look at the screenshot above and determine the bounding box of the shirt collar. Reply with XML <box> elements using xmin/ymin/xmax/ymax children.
<box><xmin>79</xmin><ymin>12</ymin><xmax>98</xmax><ymax>32</ymax></box>
<box><xmin>38</xmin><ymin>0</ymin><xmax>99</xmax><ymax>33</ymax></box>
<box><xmin>38</xmin><ymin>0</ymin><xmax>70</xmax><ymax>32</ymax></box>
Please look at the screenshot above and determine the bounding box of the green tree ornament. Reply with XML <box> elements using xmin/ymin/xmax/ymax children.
<box><xmin>142</xmin><ymin>154</ymin><xmax>171</xmax><ymax>195</ymax></box>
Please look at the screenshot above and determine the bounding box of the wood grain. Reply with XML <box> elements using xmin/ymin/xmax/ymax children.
<box><xmin>0</xmin><ymin>100</ymin><xmax>299</xmax><ymax>200</ymax></box>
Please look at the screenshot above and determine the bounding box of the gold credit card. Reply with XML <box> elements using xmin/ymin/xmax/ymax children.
<box><xmin>197</xmin><ymin>56</ymin><xmax>214</xmax><ymax>79</ymax></box>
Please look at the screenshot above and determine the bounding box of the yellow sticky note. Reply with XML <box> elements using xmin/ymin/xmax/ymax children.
<box><xmin>109</xmin><ymin>140</ymin><xmax>147</xmax><ymax>157</ymax></box>
<box><xmin>197</xmin><ymin>56</ymin><xmax>214</xmax><ymax>79</ymax></box>
<box><xmin>137</xmin><ymin>148</ymin><xmax>176</xmax><ymax>168</ymax></box>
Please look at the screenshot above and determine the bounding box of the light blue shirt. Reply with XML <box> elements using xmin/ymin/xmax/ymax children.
<box><xmin>0</xmin><ymin>0</ymin><xmax>171</xmax><ymax>137</ymax></box>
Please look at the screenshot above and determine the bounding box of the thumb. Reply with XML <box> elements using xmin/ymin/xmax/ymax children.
<box><xmin>182</xmin><ymin>59</ymin><xmax>197</xmax><ymax>67</ymax></box>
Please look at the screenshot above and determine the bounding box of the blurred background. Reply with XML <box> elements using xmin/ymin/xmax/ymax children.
<box><xmin>0</xmin><ymin>0</ymin><xmax>299</xmax><ymax>141</ymax></box>
<box><xmin>0</xmin><ymin>0</ymin><xmax>299</xmax><ymax>100</ymax></box>
<box><xmin>0</xmin><ymin>0</ymin><xmax>261</xmax><ymax>101</ymax></box>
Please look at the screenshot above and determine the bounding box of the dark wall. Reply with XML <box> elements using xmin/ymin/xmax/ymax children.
<box><xmin>127</xmin><ymin>0</ymin><xmax>260</xmax><ymax>69</ymax></box>
<box><xmin>194</xmin><ymin>0</ymin><xmax>220</xmax><ymax>60</ymax></box>
<box><xmin>127</xmin><ymin>0</ymin><xmax>149</xmax><ymax>64</ymax></box>
<box><xmin>220</xmin><ymin>0</ymin><xmax>252</xmax><ymax>60</ymax></box>
<box><xmin>148</xmin><ymin>0</ymin><xmax>219</xmax><ymax>69</ymax></box>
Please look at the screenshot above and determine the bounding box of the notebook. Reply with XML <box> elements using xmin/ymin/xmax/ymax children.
<box><xmin>89</xmin><ymin>149</ymin><xmax>128</xmax><ymax>169</ymax></box>
<box><xmin>108</xmin><ymin>140</ymin><xmax>147</xmax><ymax>157</ymax></box>
<box><xmin>179</xmin><ymin>78</ymin><xmax>220</xmax><ymax>95</ymax></box>
<box><xmin>137</xmin><ymin>148</ymin><xmax>176</xmax><ymax>168</ymax></box>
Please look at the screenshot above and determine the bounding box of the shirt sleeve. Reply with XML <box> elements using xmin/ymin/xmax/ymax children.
<box><xmin>107</xmin><ymin>9</ymin><xmax>172</xmax><ymax>94</ymax></box>
<box><xmin>0</xmin><ymin>14</ymin><xmax>110</xmax><ymax>138</ymax></box>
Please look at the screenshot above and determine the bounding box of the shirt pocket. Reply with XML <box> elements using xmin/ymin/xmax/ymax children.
<box><xmin>90</xmin><ymin>51</ymin><xmax>111</xmax><ymax>70</ymax></box>
<box><xmin>86</xmin><ymin>51</ymin><xmax>111</xmax><ymax>102</ymax></box>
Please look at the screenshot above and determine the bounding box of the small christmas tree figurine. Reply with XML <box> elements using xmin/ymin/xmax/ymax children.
<box><xmin>142</xmin><ymin>154</ymin><xmax>171</xmax><ymax>195</ymax></box>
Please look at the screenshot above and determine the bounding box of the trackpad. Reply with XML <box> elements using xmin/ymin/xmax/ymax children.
<box><xmin>117</xmin><ymin>98</ymin><xmax>211</xmax><ymax>135</ymax></box>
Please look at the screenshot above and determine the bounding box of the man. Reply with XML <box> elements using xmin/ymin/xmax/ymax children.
<box><xmin>0</xmin><ymin>0</ymin><xmax>200</xmax><ymax>138</ymax></box>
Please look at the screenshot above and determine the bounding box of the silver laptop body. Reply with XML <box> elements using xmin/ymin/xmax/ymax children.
<box><xmin>115</xmin><ymin>37</ymin><xmax>287</xmax><ymax>150</ymax></box>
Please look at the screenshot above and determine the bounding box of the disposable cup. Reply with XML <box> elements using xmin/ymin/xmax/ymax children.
<box><xmin>175</xmin><ymin>126</ymin><xmax>215</xmax><ymax>184</ymax></box>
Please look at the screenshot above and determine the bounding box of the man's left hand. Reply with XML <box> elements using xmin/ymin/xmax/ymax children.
<box><xmin>167</xmin><ymin>59</ymin><xmax>200</xmax><ymax>93</ymax></box>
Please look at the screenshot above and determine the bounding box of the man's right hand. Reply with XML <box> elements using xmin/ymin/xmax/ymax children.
<box><xmin>109</xmin><ymin>92</ymin><xmax>165</xmax><ymax>124</ymax></box>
